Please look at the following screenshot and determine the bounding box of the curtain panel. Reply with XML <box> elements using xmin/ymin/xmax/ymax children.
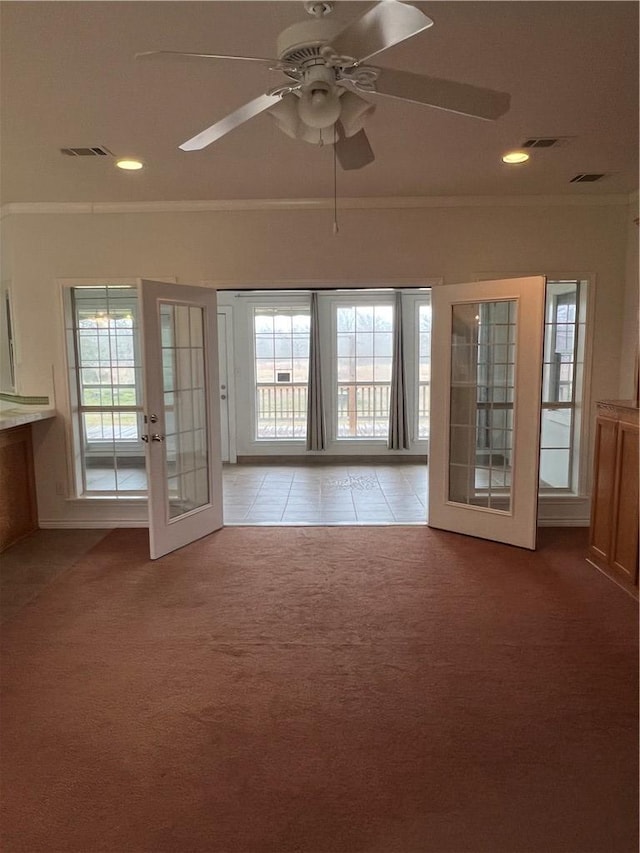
<box><xmin>388</xmin><ymin>290</ymin><xmax>410</xmax><ymax>449</ymax></box>
<box><xmin>306</xmin><ymin>292</ymin><xmax>326</xmax><ymax>450</ymax></box>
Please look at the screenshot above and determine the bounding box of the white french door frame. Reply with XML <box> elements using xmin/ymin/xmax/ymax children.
<box><xmin>217</xmin><ymin>305</ymin><xmax>237</xmax><ymax>464</ymax></box>
<box><xmin>139</xmin><ymin>280</ymin><xmax>223</xmax><ymax>559</ymax></box>
<box><xmin>428</xmin><ymin>276</ymin><xmax>546</xmax><ymax>550</ymax></box>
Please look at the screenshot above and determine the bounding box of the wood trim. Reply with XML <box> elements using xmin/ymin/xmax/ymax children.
<box><xmin>1</xmin><ymin>194</ymin><xmax>633</xmax><ymax>218</ymax></box>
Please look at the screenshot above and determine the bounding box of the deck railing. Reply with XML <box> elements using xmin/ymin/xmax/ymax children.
<box><xmin>256</xmin><ymin>383</ymin><xmax>308</xmax><ymax>438</ymax></box>
<box><xmin>255</xmin><ymin>382</ymin><xmax>431</xmax><ymax>439</ymax></box>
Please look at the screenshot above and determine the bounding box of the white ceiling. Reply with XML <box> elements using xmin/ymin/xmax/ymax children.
<box><xmin>1</xmin><ymin>1</ymin><xmax>638</xmax><ymax>204</ymax></box>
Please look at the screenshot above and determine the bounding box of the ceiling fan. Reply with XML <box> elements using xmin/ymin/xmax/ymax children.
<box><xmin>137</xmin><ymin>0</ymin><xmax>511</xmax><ymax>171</ymax></box>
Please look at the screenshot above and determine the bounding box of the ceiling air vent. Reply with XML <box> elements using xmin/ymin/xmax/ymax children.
<box><xmin>570</xmin><ymin>173</ymin><xmax>606</xmax><ymax>183</ymax></box>
<box><xmin>521</xmin><ymin>137</ymin><xmax>574</xmax><ymax>149</ymax></box>
<box><xmin>60</xmin><ymin>146</ymin><xmax>112</xmax><ymax>157</ymax></box>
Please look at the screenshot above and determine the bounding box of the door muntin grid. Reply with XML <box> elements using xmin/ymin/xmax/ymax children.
<box><xmin>160</xmin><ymin>303</ymin><xmax>210</xmax><ymax>520</ymax></box>
<box><xmin>448</xmin><ymin>300</ymin><xmax>516</xmax><ymax>512</ymax></box>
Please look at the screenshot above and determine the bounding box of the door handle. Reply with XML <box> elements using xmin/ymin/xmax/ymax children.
<box><xmin>221</xmin><ymin>394</ymin><xmax>227</xmax><ymax>400</ymax></box>
<box><xmin>151</xmin><ymin>433</ymin><xmax>165</xmax><ymax>442</ymax></box>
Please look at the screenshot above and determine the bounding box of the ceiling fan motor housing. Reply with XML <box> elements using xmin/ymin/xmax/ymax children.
<box><xmin>276</xmin><ymin>18</ymin><xmax>344</xmax><ymax>67</ymax></box>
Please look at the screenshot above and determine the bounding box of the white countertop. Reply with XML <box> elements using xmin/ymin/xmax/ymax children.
<box><xmin>0</xmin><ymin>406</ymin><xmax>56</xmax><ymax>430</ymax></box>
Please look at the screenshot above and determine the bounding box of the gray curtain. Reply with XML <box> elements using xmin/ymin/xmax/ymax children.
<box><xmin>306</xmin><ymin>292</ymin><xmax>326</xmax><ymax>450</ymax></box>
<box><xmin>388</xmin><ymin>290</ymin><xmax>410</xmax><ymax>450</ymax></box>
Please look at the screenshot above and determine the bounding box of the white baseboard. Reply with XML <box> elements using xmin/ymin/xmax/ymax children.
<box><xmin>537</xmin><ymin>517</ymin><xmax>589</xmax><ymax>527</ymax></box>
<box><xmin>38</xmin><ymin>496</ymin><xmax>591</xmax><ymax>529</ymax></box>
<box><xmin>537</xmin><ymin>495</ymin><xmax>590</xmax><ymax>527</ymax></box>
<box><xmin>38</xmin><ymin>520</ymin><xmax>149</xmax><ymax>529</ymax></box>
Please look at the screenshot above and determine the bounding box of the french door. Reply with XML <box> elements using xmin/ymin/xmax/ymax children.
<box><xmin>428</xmin><ymin>276</ymin><xmax>546</xmax><ymax>549</ymax></box>
<box><xmin>139</xmin><ymin>280</ymin><xmax>223</xmax><ymax>559</ymax></box>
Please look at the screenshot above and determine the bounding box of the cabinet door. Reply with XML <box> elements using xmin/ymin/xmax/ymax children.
<box><xmin>611</xmin><ymin>421</ymin><xmax>639</xmax><ymax>583</ymax></box>
<box><xmin>0</xmin><ymin>425</ymin><xmax>38</xmax><ymax>551</ymax></box>
<box><xmin>589</xmin><ymin>416</ymin><xmax>618</xmax><ymax>562</ymax></box>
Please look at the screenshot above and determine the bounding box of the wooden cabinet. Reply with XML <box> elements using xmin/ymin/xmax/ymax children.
<box><xmin>0</xmin><ymin>424</ymin><xmax>38</xmax><ymax>551</ymax></box>
<box><xmin>588</xmin><ymin>401</ymin><xmax>639</xmax><ymax>592</ymax></box>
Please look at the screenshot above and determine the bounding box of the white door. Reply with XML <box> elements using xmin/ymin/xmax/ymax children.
<box><xmin>428</xmin><ymin>276</ymin><xmax>546</xmax><ymax>550</ymax></box>
<box><xmin>217</xmin><ymin>311</ymin><xmax>230</xmax><ymax>463</ymax></box>
<box><xmin>140</xmin><ymin>280</ymin><xmax>223</xmax><ymax>559</ymax></box>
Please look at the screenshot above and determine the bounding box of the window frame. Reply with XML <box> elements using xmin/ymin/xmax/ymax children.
<box><xmin>72</xmin><ymin>287</ymin><xmax>144</xmax><ymax>455</ymax></box>
<box><xmin>241</xmin><ymin>293</ymin><xmax>312</xmax><ymax>447</ymax></box>
<box><xmin>251</xmin><ymin>300</ymin><xmax>312</xmax><ymax>442</ymax></box>
<box><xmin>64</xmin><ymin>283</ymin><xmax>147</xmax><ymax>497</ymax></box>
<box><xmin>473</xmin><ymin>272</ymin><xmax>593</xmax><ymax>497</ymax></box>
<box><xmin>407</xmin><ymin>292</ymin><xmax>432</xmax><ymax>446</ymax></box>
<box><xmin>539</xmin><ymin>279</ymin><xmax>587</xmax><ymax>494</ymax></box>
<box><xmin>329</xmin><ymin>291</ymin><xmax>397</xmax><ymax>443</ymax></box>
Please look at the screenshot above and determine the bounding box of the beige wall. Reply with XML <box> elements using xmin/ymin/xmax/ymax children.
<box><xmin>2</xmin><ymin>198</ymin><xmax>632</xmax><ymax>524</ymax></box>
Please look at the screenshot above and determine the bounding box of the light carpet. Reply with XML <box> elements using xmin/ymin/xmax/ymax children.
<box><xmin>1</xmin><ymin>526</ymin><xmax>637</xmax><ymax>852</ymax></box>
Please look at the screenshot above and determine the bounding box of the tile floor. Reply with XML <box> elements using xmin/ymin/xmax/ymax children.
<box><xmin>223</xmin><ymin>462</ymin><xmax>428</xmax><ymax>525</ymax></box>
<box><xmin>72</xmin><ymin>461</ymin><xmax>429</xmax><ymax>524</ymax></box>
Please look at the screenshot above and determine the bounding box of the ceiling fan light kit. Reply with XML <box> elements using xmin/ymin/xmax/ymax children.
<box><xmin>336</xmin><ymin>91</ymin><xmax>376</xmax><ymax>137</ymax></box>
<box><xmin>269</xmin><ymin>93</ymin><xmax>339</xmax><ymax>144</ymax></box>
<box><xmin>139</xmin><ymin>0</ymin><xmax>512</xmax><ymax>171</ymax></box>
<box><xmin>297</xmin><ymin>66</ymin><xmax>342</xmax><ymax>129</ymax></box>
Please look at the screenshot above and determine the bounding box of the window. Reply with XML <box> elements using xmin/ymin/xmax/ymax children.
<box><xmin>540</xmin><ymin>280</ymin><xmax>586</xmax><ymax>491</ymax></box>
<box><xmin>335</xmin><ymin>302</ymin><xmax>394</xmax><ymax>439</ymax></box>
<box><xmin>253</xmin><ymin>306</ymin><xmax>310</xmax><ymax>439</ymax></box>
<box><xmin>417</xmin><ymin>299</ymin><xmax>432</xmax><ymax>439</ymax></box>
<box><xmin>66</xmin><ymin>285</ymin><xmax>146</xmax><ymax>495</ymax></box>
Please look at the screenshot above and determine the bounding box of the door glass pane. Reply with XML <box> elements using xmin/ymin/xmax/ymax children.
<box><xmin>448</xmin><ymin>300</ymin><xmax>516</xmax><ymax>512</ymax></box>
<box><xmin>160</xmin><ymin>303</ymin><xmax>210</xmax><ymax>519</ymax></box>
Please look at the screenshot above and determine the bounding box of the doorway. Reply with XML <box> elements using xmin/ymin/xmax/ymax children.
<box><xmin>216</xmin><ymin>287</ymin><xmax>432</xmax><ymax>526</ymax></box>
<box><xmin>215</xmin><ymin>278</ymin><xmax>547</xmax><ymax>549</ymax></box>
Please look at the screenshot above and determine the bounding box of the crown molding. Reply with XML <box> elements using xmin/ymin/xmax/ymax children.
<box><xmin>0</xmin><ymin>193</ymin><xmax>634</xmax><ymax>218</ymax></box>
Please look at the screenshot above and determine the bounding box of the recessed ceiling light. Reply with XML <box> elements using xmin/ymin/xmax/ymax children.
<box><xmin>116</xmin><ymin>158</ymin><xmax>144</xmax><ymax>171</ymax></box>
<box><xmin>502</xmin><ymin>151</ymin><xmax>530</xmax><ymax>165</ymax></box>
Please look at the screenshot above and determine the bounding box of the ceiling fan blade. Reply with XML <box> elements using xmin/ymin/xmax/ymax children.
<box><xmin>362</xmin><ymin>67</ymin><xmax>510</xmax><ymax>120</ymax></box>
<box><xmin>335</xmin><ymin>123</ymin><xmax>375</xmax><ymax>170</ymax></box>
<box><xmin>136</xmin><ymin>50</ymin><xmax>277</xmax><ymax>65</ymax></box>
<box><xmin>180</xmin><ymin>93</ymin><xmax>282</xmax><ymax>151</ymax></box>
<box><xmin>329</xmin><ymin>0</ymin><xmax>433</xmax><ymax>65</ymax></box>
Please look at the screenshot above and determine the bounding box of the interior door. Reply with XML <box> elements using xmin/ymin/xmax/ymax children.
<box><xmin>428</xmin><ymin>276</ymin><xmax>546</xmax><ymax>550</ymax></box>
<box><xmin>140</xmin><ymin>280</ymin><xmax>223</xmax><ymax>559</ymax></box>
